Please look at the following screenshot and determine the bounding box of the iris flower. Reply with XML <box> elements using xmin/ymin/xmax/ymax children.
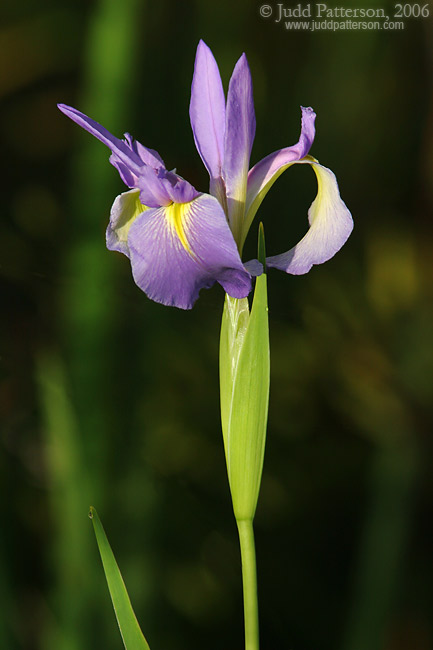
<box><xmin>58</xmin><ymin>40</ymin><xmax>352</xmax><ymax>309</ymax></box>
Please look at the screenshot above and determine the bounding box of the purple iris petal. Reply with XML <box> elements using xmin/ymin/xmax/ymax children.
<box><xmin>224</xmin><ymin>54</ymin><xmax>256</xmax><ymax>187</ymax></box>
<box><xmin>136</xmin><ymin>166</ymin><xmax>173</xmax><ymax>208</ymax></box>
<box><xmin>244</xmin><ymin>259</ymin><xmax>263</xmax><ymax>276</ymax></box>
<box><xmin>189</xmin><ymin>40</ymin><xmax>226</xmax><ymax>187</ymax></box>
<box><xmin>126</xmin><ymin>194</ymin><xmax>253</xmax><ymax>309</ymax></box>
<box><xmin>58</xmin><ymin>104</ymin><xmax>169</xmax><ymax>203</ymax></box>
<box><xmin>123</xmin><ymin>133</ymin><xmax>165</xmax><ymax>169</ymax></box>
<box><xmin>245</xmin><ymin>106</ymin><xmax>316</xmax><ymax>215</ymax></box>
<box><xmin>162</xmin><ymin>174</ymin><xmax>200</xmax><ymax>204</ymax></box>
<box><xmin>57</xmin><ymin>104</ymin><xmax>144</xmax><ymax>176</ymax></box>
<box><xmin>108</xmin><ymin>156</ymin><xmax>136</xmax><ymax>187</ymax></box>
<box><xmin>223</xmin><ymin>53</ymin><xmax>256</xmax><ymax>242</ymax></box>
<box><xmin>266</xmin><ymin>159</ymin><xmax>353</xmax><ymax>274</ymax></box>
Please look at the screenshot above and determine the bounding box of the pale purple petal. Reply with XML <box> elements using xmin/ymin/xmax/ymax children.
<box><xmin>189</xmin><ymin>40</ymin><xmax>226</xmax><ymax>185</ymax></box>
<box><xmin>266</xmin><ymin>158</ymin><xmax>353</xmax><ymax>274</ymax></box>
<box><xmin>162</xmin><ymin>174</ymin><xmax>200</xmax><ymax>204</ymax></box>
<box><xmin>109</xmin><ymin>156</ymin><xmax>136</xmax><ymax>187</ymax></box>
<box><xmin>136</xmin><ymin>166</ymin><xmax>173</xmax><ymax>207</ymax></box>
<box><xmin>244</xmin><ymin>259</ymin><xmax>263</xmax><ymax>276</ymax></box>
<box><xmin>126</xmin><ymin>194</ymin><xmax>253</xmax><ymax>309</ymax></box>
<box><xmin>223</xmin><ymin>53</ymin><xmax>256</xmax><ymax>243</ymax></box>
<box><xmin>245</xmin><ymin>106</ymin><xmax>316</xmax><ymax>217</ymax></box>
<box><xmin>123</xmin><ymin>133</ymin><xmax>165</xmax><ymax>169</ymax></box>
<box><xmin>109</xmin><ymin>135</ymin><xmax>165</xmax><ymax>187</ymax></box>
<box><xmin>106</xmin><ymin>189</ymin><xmax>148</xmax><ymax>255</ymax></box>
<box><xmin>57</xmin><ymin>104</ymin><xmax>144</xmax><ymax>175</ymax></box>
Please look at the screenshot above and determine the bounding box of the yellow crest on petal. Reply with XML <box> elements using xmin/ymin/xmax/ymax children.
<box><xmin>112</xmin><ymin>190</ymin><xmax>149</xmax><ymax>245</ymax></box>
<box><xmin>164</xmin><ymin>201</ymin><xmax>194</xmax><ymax>256</ymax></box>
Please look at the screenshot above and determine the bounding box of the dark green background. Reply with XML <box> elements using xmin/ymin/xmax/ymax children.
<box><xmin>1</xmin><ymin>0</ymin><xmax>433</xmax><ymax>648</ymax></box>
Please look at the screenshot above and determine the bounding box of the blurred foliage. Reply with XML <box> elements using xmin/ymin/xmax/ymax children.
<box><xmin>1</xmin><ymin>0</ymin><xmax>433</xmax><ymax>649</ymax></box>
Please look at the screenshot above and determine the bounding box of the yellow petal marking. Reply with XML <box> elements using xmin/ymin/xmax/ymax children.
<box><xmin>113</xmin><ymin>190</ymin><xmax>149</xmax><ymax>245</ymax></box>
<box><xmin>164</xmin><ymin>201</ymin><xmax>195</xmax><ymax>256</ymax></box>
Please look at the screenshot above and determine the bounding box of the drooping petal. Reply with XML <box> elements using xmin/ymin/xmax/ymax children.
<box><xmin>223</xmin><ymin>53</ymin><xmax>256</xmax><ymax>245</ymax></box>
<box><xmin>157</xmin><ymin>169</ymin><xmax>200</xmax><ymax>204</ymax></box>
<box><xmin>242</xmin><ymin>106</ymin><xmax>316</xmax><ymax>245</ymax></box>
<box><xmin>265</xmin><ymin>156</ymin><xmax>353</xmax><ymax>274</ymax></box>
<box><xmin>106</xmin><ymin>189</ymin><xmax>148</xmax><ymax>256</ymax></box>
<box><xmin>189</xmin><ymin>40</ymin><xmax>226</xmax><ymax>188</ymax></box>
<box><xmin>57</xmin><ymin>104</ymin><xmax>144</xmax><ymax>176</ymax></box>
<box><xmin>126</xmin><ymin>194</ymin><xmax>254</xmax><ymax>309</ymax></box>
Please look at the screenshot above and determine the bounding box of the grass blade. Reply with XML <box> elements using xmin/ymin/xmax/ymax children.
<box><xmin>89</xmin><ymin>507</ymin><xmax>151</xmax><ymax>650</ymax></box>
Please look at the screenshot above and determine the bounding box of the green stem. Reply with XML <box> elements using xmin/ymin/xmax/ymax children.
<box><xmin>236</xmin><ymin>518</ymin><xmax>260</xmax><ymax>650</ymax></box>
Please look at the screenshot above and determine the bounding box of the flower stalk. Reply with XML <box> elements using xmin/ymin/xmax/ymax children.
<box><xmin>237</xmin><ymin>518</ymin><xmax>260</xmax><ymax>650</ymax></box>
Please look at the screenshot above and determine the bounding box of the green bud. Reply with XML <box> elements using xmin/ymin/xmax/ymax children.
<box><xmin>219</xmin><ymin>225</ymin><xmax>270</xmax><ymax>520</ymax></box>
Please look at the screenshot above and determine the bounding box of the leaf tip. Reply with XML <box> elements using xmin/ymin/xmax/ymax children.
<box><xmin>258</xmin><ymin>223</ymin><xmax>266</xmax><ymax>269</ymax></box>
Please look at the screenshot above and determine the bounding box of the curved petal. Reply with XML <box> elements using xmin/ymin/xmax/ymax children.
<box><xmin>244</xmin><ymin>259</ymin><xmax>263</xmax><ymax>276</ymax></box>
<box><xmin>109</xmin><ymin>156</ymin><xmax>136</xmax><ymax>187</ymax></box>
<box><xmin>126</xmin><ymin>194</ymin><xmax>253</xmax><ymax>309</ymax></box>
<box><xmin>223</xmin><ymin>53</ymin><xmax>256</xmax><ymax>245</ymax></box>
<box><xmin>106</xmin><ymin>189</ymin><xmax>148</xmax><ymax>256</ymax></box>
<box><xmin>159</xmin><ymin>170</ymin><xmax>200</xmax><ymax>204</ymax></box>
<box><xmin>266</xmin><ymin>157</ymin><xmax>353</xmax><ymax>274</ymax></box>
<box><xmin>189</xmin><ymin>40</ymin><xmax>226</xmax><ymax>186</ymax></box>
<box><xmin>241</xmin><ymin>106</ymin><xmax>316</xmax><ymax>246</ymax></box>
<box><xmin>57</xmin><ymin>104</ymin><xmax>144</xmax><ymax>176</ymax></box>
<box><xmin>136</xmin><ymin>166</ymin><xmax>174</xmax><ymax>207</ymax></box>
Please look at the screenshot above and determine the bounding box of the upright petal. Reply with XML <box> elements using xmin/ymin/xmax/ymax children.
<box><xmin>266</xmin><ymin>157</ymin><xmax>353</xmax><ymax>274</ymax></box>
<box><xmin>126</xmin><ymin>194</ymin><xmax>253</xmax><ymax>309</ymax></box>
<box><xmin>57</xmin><ymin>104</ymin><xmax>144</xmax><ymax>176</ymax></box>
<box><xmin>223</xmin><ymin>53</ymin><xmax>256</xmax><ymax>245</ymax></box>
<box><xmin>242</xmin><ymin>106</ymin><xmax>316</xmax><ymax>245</ymax></box>
<box><xmin>189</xmin><ymin>40</ymin><xmax>226</xmax><ymax>186</ymax></box>
<box><xmin>123</xmin><ymin>133</ymin><xmax>165</xmax><ymax>169</ymax></box>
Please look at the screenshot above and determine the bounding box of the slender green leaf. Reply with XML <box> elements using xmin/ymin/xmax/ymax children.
<box><xmin>220</xmin><ymin>226</ymin><xmax>270</xmax><ymax>520</ymax></box>
<box><xmin>89</xmin><ymin>507</ymin><xmax>151</xmax><ymax>650</ymax></box>
<box><xmin>257</xmin><ymin>222</ymin><xmax>266</xmax><ymax>268</ymax></box>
